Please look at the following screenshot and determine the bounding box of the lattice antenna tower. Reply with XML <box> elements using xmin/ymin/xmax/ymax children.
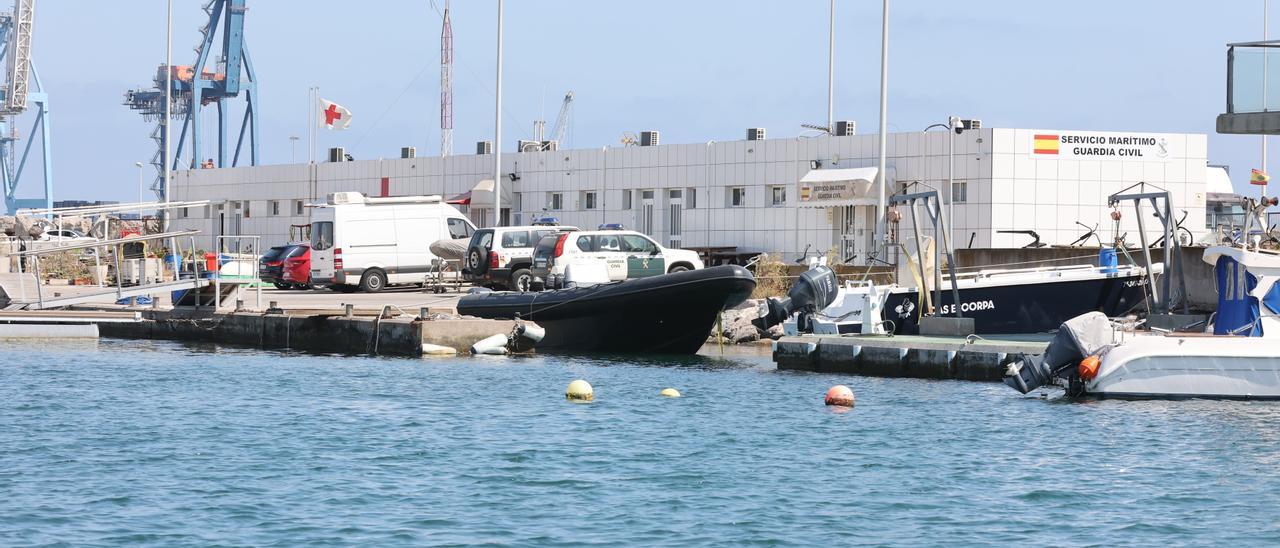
<box><xmin>440</xmin><ymin>0</ymin><xmax>453</xmax><ymax>157</ymax></box>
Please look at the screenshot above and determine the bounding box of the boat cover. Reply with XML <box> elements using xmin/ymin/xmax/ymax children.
<box><xmin>1215</xmin><ymin>255</ymin><xmax>1263</xmax><ymax>336</ymax></box>
<box><xmin>1003</xmin><ymin>311</ymin><xmax>1113</xmax><ymax>394</ymax></box>
<box><xmin>429</xmin><ymin>238</ymin><xmax>467</xmax><ymax>261</ymax></box>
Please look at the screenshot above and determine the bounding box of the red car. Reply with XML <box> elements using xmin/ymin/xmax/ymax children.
<box><xmin>280</xmin><ymin>244</ymin><xmax>315</xmax><ymax>290</ymax></box>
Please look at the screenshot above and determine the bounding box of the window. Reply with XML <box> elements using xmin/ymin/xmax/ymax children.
<box><xmin>622</xmin><ymin>190</ymin><xmax>632</xmax><ymax>210</ymax></box>
<box><xmin>728</xmin><ymin>186</ymin><xmax>746</xmax><ymax>207</ymax></box>
<box><xmin>243</xmin><ymin>201</ymin><xmax>251</xmax><ymax>218</ymax></box>
<box><xmin>642</xmin><ymin>190</ymin><xmax>655</xmax><ymax>200</ymax></box>
<box><xmin>668</xmin><ymin>189</ymin><xmax>682</xmax><ymax>200</ymax></box>
<box><xmin>583</xmin><ymin>191</ymin><xmax>597</xmax><ymax>210</ymax></box>
<box><xmin>181</xmin><ymin>207</ymin><xmax>189</xmax><ymax>218</ymax></box>
<box><xmin>550</xmin><ymin>192</ymin><xmax>563</xmax><ymax>210</ymax></box>
<box><xmin>595</xmin><ymin>234</ymin><xmax>622</xmax><ymax>251</ymax></box>
<box><xmin>952</xmin><ymin>181</ymin><xmax>968</xmax><ymax>203</ymax></box>
<box><xmin>310</xmin><ymin>221</ymin><xmax>333</xmax><ymax>251</ymax></box>
<box><xmin>575</xmin><ymin>235</ymin><xmax>594</xmax><ymax>252</ymax></box>
<box><xmin>447</xmin><ymin>218</ymin><xmax>474</xmax><ymax>239</ymax></box>
<box><xmin>294</xmin><ymin>200</ymin><xmax>304</xmax><ymax>215</ymax></box>
<box><xmin>686</xmin><ymin>187</ymin><xmax>697</xmax><ymax>209</ymax></box>
<box><xmin>620</xmin><ymin>234</ymin><xmax>658</xmax><ymax>253</ymax></box>
<box><xmin>501</xmin><ymin>230</ymin><xmax>532</xmax><ymax>248</ymax></box>
<box><xmin>770</xmin><ymin>186</ymin><xmax>787</xmax><ymax>206</ymax></box>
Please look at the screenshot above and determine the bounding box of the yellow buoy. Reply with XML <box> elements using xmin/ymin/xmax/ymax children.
<box><xmin>659</xmin><ymin>387</ymin><xmax>681</xmax><ymax>398</ymax></box>
<box><xmin>566</xmin><ymin>379</ymin><xmax>594</xmax><ymax>402</ymax></box>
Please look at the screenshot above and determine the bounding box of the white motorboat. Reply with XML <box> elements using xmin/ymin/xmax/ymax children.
<box><xmin>1004</xmin><ymin>197</ymin><xmax>1280</xmax><ymax>399</ymax></box>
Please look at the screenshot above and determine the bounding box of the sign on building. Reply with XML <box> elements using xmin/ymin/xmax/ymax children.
<box><xmin>1031</xmin><ymin>130</ymin><xmax>1174</xmax><ymax>162</ymax></box>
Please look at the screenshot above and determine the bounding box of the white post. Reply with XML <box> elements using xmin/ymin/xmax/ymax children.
<box><xmin>874</xmin><ymin>0</ymin><xmax>890</xmax><ymax>255</ymax></box>
<box><xmin>1265</xmin><ymin>0</ymin><xmax>1269</xmax><ymax>179</ymax></box>
<box><xmin>493</xmin><ymin>0</ymin><xmax>504</xmax><ymax>228</ymax></box>
<box><xmin>135</xmin><ymin>161</ymin><xmax>144</xmax><ymax>207</ymax></box>
<box><xmin>827</xmin><ymin>0</ymin><xmax>835</xmax><ymax>133</ymax></box>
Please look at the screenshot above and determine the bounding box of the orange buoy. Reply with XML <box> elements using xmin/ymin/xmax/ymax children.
<box><xmin>1079</xmin><ymin>355</ymin><xmax>1101</xmax><ymax>380</ymax></box>
<box><xmin>824</xmin><ymin>385</ymin><xmax>855</xmax><ymax>407</ymax></box>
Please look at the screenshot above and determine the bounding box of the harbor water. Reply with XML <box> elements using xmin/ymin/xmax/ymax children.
<box><xmin>2</xmin><ymin>339</ymin><xmax>1279</xmax><ymax>545</ymax></box>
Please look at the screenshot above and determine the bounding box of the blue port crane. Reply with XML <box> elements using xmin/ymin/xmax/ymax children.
<box><xmin>124</xmin><ymin>0</ymin><xmax>258</xmax><ymax>200</ymax></box>
<box><xmin>0</xmin><ymin>0</ymin><xmax>52</xmax><ymax>214</ymax></box>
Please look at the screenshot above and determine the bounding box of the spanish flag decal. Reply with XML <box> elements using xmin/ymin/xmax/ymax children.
<box><xmin>1034</xmin><ymin>134</ymin><xmax>1059</xmax><ymax>155</ymax></box>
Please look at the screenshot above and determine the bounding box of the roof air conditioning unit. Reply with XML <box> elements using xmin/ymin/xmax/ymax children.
<box><xmin>476</xmin><ymin>141</ymin><xmax>493</xmax><ymax>155</ymax></box>
<box><xmin>327</xmin><ymin>191</ymin><xmax>366</xmax><ymax>205</ymax></box>
<box><xmin>746</xmin><ymin>128</ymin><xmax>766</xmax><ymax>141</ymax></box>
<box><xmin>963</xmin><ymin>119</ymin><xmax>981</xmax><ymax>130</ymax></box>
<box><xmin>640</xmin><ymin>130</ymin><xmax>660</xmax><ymax>147</ymax></box>
<box><xmin>835</xmin><ymin>120</ymin><xmax>856</xmax><ymax>137</ymax></box>
<box><xmin>401</xmin><ymin>146</ymin><xmax>416</xmax><ymax>159</ymax></box>
<box><xmin>328</xmin><ymin>147</ymin><xmax>346</xmax><ymax>162</ymax></box>
<box><xmin>517</xmin><ymin>139</ymin><xmax>540</xmax><ymax>152</ymax></box>
<box><xmin>541</xmin><ymin>140</ymin><xmax>558</xmax><ymax>151</ymax></box>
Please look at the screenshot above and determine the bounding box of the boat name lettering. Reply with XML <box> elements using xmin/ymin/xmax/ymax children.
<box><xmin>938</xmin><ymin>300</ymin><xmax>996</xmax><ymax>314</ymax></box>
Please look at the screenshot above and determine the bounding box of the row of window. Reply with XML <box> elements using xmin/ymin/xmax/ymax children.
<box><xmin>538</xmin><ymin>186</ymin><xmax>805</xmax><ymax>211</ymax></box>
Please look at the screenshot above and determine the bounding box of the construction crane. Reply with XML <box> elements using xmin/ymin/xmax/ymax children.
<box><xmin>0</xmin><ymin>0</ymin><xmax>51</xmax><ymax>214</ymax></box>
<box><xmin>530</xmin><ymin>91</ymin><xmax>572</xmax><ymax>151</ymax></box>
<box><xmin>124</xmin><ymin>0</ymin><xmax>258</xmax><ymax>200</ymax></box>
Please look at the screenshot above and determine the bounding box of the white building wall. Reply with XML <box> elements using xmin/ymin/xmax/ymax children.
<box><xmin>171</xmin><ymin>129</ymin><xmax>1210</xmax><ymax>263</ymax></box>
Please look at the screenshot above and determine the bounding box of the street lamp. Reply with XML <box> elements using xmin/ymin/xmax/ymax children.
<box><xmin>135</xmin><ymin>161</ymin><xmax>145</xmax><ymax>209</ymax></box>
<box><xmin>925</xmin><ymin>118</ymin><xmax>979</xmax><ymax>243</ymax></box>
<box><xmin>289</xmin><ymin>135</ymin><xmax>300</xmax><ymax>163</ymax></box>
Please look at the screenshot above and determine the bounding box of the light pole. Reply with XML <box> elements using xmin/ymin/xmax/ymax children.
<box><xmin>873</xmin><ymin>0</ymin><xmax>889</xmax><ymax>259</ymax></box>
<box><xmin>135</xmin><ymin>162</ymin><xmax>145</xmax><ymax>208</ymax></box>
<box><xmin>492</xmin><ymin>0</ymin><xmax>504</xmax><ymax>228</ymax></box>
<box><xmin>289</xmin><ymin>135</ymin><xmax>299</xmax><ymax>163</ymax></box>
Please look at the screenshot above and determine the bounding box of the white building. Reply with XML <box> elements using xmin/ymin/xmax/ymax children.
<box><xmin>170</xmin><ymin>127</ymin><xmax>1212</xmax><ymax>262</ymax></box>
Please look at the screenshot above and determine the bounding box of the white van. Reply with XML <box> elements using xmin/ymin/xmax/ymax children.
<box><xmin>309</xmin><ymin>192</ymin><xmax>476</xmax><ymax>292</ymax></box>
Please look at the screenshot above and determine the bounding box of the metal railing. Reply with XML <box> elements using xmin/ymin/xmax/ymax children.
<box><xmin>214</xmin><ymin>235</ymin><xmax>261</xmax><ymax>310</ymax></box>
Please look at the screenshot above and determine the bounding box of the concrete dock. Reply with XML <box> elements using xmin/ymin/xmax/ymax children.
<box><xmin>773</xmin><ymin>334</ymin><xmax>1051</xmax><ymax>382</ymax></box>
<box><xmin>97</xmin><ymin>307</ymin><xmax>525</xmax><ymax>357</ymax></box>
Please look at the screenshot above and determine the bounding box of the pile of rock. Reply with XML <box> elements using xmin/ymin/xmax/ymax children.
<box><xmin>708</xmin><ymin>298</ymin><xmax>783</xmax><ymax>344</ymax></box>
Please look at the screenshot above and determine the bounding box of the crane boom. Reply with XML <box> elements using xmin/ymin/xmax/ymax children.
<box><xmin>548</xmin><ymin>91</ymin><xmax>572</xmax><ymax>147</ymax></box>
<box><xmin>3</xmin><ymin>0</ymin><xmax>32</xmax><ymax>115</ymax></box>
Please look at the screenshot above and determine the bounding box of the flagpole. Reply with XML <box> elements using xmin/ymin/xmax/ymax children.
<box><xmin>307</xmin><ymin>87</ymin><xmax>313</xmax><ymax>164</ymax></box>
<box><xmin>493</xmin><ymin>0</ymin><xmax>504</xmax><ymax>228</ymax></box>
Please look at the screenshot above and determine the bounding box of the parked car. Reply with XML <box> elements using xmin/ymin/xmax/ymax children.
<box><xmin>464</xmin><ymin>225</ymin><xmax>579</xmax><ymax>291</ymax></box>
<box><xmin>260</xmin><ymin>245</ymin><xmax>296</xmax><ymax>289</ymax></box>
<box><xmin>281</xmin><ymin>243</ymin><xmax>314</xmax><ymax>289</ymax></box>
<box><xmin>531</xmin><ymin>229</ymin><xmax>704</xmax><ymax>290</ymax></box>
<box><xmin>38</xmin><ymin>228</ymin><xmax>97</xmax><ymax>244</ymax></box>
<box><xmin>309</xmin><ymin>192</ymin><xmax>476</xmax><ymax>292</ymax></box>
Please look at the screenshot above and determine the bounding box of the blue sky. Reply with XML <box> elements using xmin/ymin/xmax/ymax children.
<box><xmin>23</xmin><ymin>1</ymin><xmax>1275</xmax><ymax>202</ymax></box>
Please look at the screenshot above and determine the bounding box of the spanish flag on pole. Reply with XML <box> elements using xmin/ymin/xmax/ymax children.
<box><xmin>1252</xmin><ymin>168</ymin><xmax>1270</xmax><ymax>186</ymax></box>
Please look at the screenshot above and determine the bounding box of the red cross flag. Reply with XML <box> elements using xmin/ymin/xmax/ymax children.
<box><xmin>318</xmin><ymin>98</ymin><xmax>353</xmax><ymax>130</ymax></box>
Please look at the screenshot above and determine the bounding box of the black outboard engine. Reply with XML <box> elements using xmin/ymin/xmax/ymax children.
<box><xmin>753</xmin><ymin>265</ymin><xmax>839</xmax><ymax>331</ymax></box>
<box><xmin>1003</xmin><ymin>311</ymin><xmax>1113</xmax><ymax>394</ymax></box>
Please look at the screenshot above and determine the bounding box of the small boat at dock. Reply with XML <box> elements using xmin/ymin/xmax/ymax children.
<box><xmin>457</xmin><ymin>265</ymin><xmax>756</xmax><ymax>354</ymax></box>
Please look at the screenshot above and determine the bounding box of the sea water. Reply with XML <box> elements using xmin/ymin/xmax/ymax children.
<box><xmin>2</xmin><ymin>339</ymin><xmax>1278</xmax><ymax>546</ymax></box>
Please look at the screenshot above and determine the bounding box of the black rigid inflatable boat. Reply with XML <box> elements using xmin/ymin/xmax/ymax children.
<box><xmin>457</xmin><ymin>265</ymin><xmax>757</xmax><ymax>354</ymax></box>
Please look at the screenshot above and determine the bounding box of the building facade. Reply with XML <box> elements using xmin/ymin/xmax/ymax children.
<box><xmin>170</xmin><ymin>127</ymin><xmax>1211</xmax><ymax>261</ymax></box>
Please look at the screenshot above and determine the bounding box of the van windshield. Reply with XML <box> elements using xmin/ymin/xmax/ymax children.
<box><xmin>311</xmin><ymin>221</ymin><xmax>333</xmax><ymax>251</ymax></box>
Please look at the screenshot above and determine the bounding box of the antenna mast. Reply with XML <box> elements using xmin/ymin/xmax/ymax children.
<box><xmin>440</xmin><ymin>0</ymin><xmax>453</xmax><ymax>157</ymax></box>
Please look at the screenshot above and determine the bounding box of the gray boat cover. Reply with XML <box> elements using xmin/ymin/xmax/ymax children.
<box><xmin>1003</xmin><ymin>311</ymin><xmax>1114</xmax><ymax>394</ymax></box>
<box><xmin>429</xmin><ymin>238</ymin><xmax>468</xmax><ymax>261</ymax></box>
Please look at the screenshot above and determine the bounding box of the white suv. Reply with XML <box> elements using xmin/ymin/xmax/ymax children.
<box><xmin>464</xmin><ymin>225</ymin><xmax>579</xmax><ymax>291</ymax></box>
<box><xmin>531</xmin><ymin>229</ymin><xmax>704</xmax><ymax>290</ymax></box>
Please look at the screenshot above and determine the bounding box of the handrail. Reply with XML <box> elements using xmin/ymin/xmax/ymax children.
<box><xmin>13</xmin><ymin>230</ymin><xmax>200</xmax><ymax>255</ymax></box>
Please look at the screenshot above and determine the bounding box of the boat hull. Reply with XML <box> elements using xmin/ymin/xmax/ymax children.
<box><xmin>817</xmin><ymin>271</ymin><xmax>1151</xmax><ymax>335</ymax></box>
<box><xmin>457</xmin><ymin>265</ymin><xmax>756</xmax><ymax>354</ymax></box>
<box><xmin>1088</xmin><ymin>335</ymin><xmax>1280</xmax><ymax>399</ymax></box>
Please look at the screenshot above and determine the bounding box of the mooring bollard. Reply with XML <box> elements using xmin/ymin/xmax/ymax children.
<box><xmin>344</xmin><ymin>304</ymin><xmax>354</xmax><ymax>319</ymax></box>
<box><xmin>235</xmin><ymin>299</ymin><xmax>245</xmax><ymax>311</ymax></box>
<box><xmin>419</xmin><ymin>307</ymin><xmax>430</xmax><ymax>320</ymax></box>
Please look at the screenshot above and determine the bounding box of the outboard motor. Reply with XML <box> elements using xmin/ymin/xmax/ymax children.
<box><xmin>1003</xmin><ymin>311</ymin><xmax>1114</xmax><ymax>394</ymax></box>
<box><xmin>753</xmin><ymin>265</ymin><xmax>839</xmax><ymax>331</ymax></box>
